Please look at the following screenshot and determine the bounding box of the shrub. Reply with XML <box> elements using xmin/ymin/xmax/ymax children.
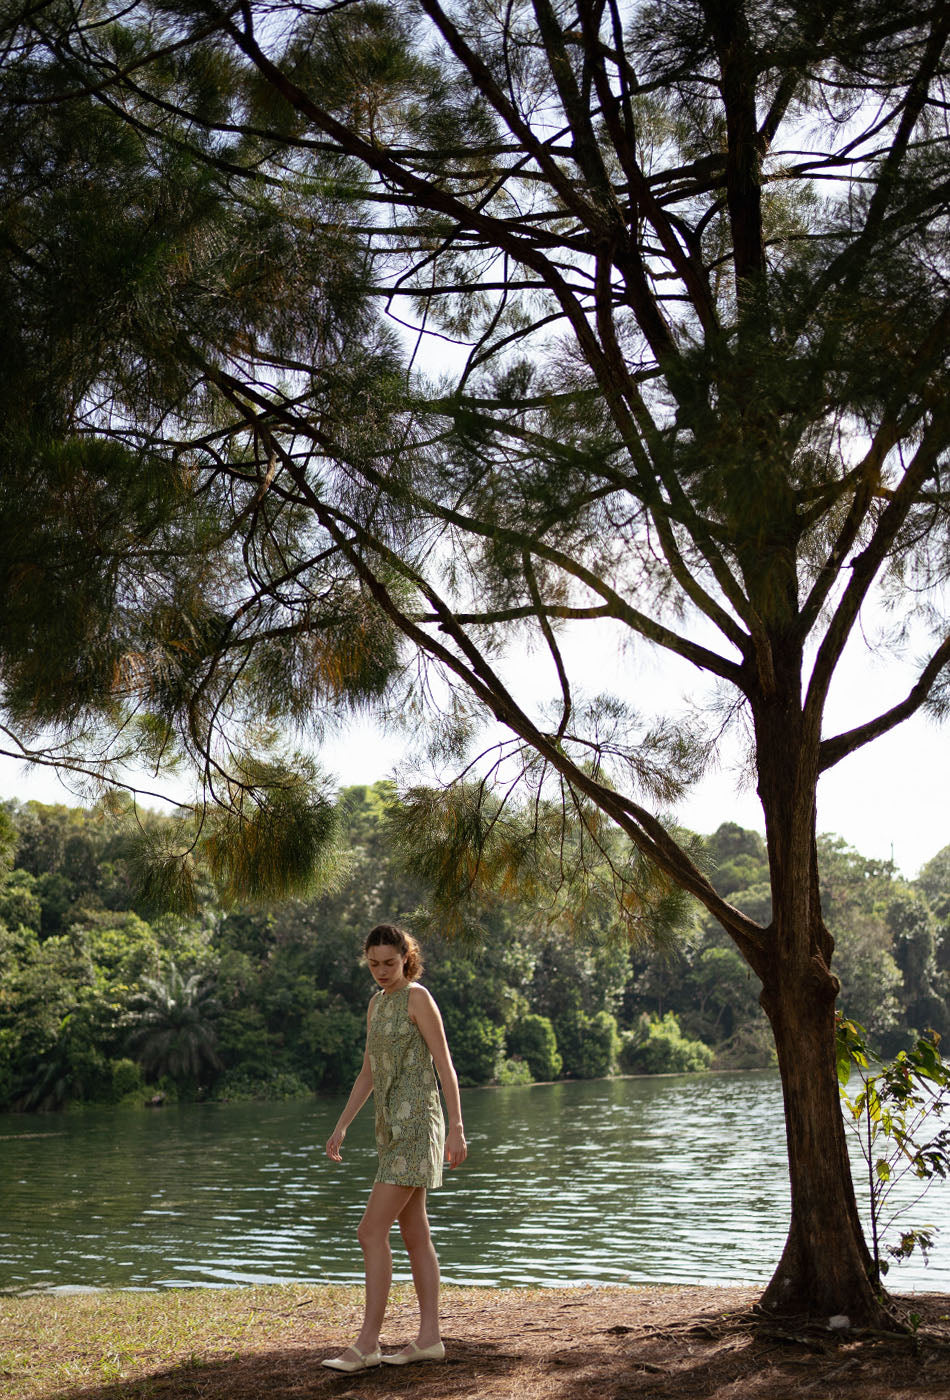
<box><xmin>620</xmin><ymin>1012</ymin><xmax>713</xmax><ymax>1074</ymax></box>
<box><xmin>216</xmin><ymin>1068</ymin><xmax>311</xmax><ymax>1100</ymax></box>
<box><xmin>556</xmin><ymin>1009</ymin><xmax>620</xmax><ymax>1078</ymax></box>
<box><xmin>109</xmin><ymin>1057</ymin><xmax>144</xmax><ymax>1101</ymax></box>
<box><xmin>496</xmin><ymin>1057</ymin><xmax>533</xmax><ymax>1086</ymax></box>
<box><xmin>507</xmin><ymin>1013</ymin><xmax>562</xmax><ymax>1081</ymax></box>
<box><xmin>443</xmin><ymin>1012</ymin><xmax>505</xmax><ymax>1085</ymax></box>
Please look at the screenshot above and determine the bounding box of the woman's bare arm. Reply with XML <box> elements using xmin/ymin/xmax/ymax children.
<box><xmin>409</xmin><ymin>984</ymin><xmax>468</xmax><ymax>1168</ymax></box>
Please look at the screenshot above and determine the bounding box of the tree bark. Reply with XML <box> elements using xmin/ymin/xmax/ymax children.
<box><xmin>752</xmin><ymin>685</ymin><xmax>892</xmax><ymax>1326</ymax></box>
<box><xmin>759</xmin><ymin>959</ymin><xmax>889</xmax><ymax>1324</ymax></box>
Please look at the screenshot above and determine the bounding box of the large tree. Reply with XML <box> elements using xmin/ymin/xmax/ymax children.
<box><xmin>2</xmin><ymin>0</ymin><xmax>950</xmax><ymax>1323</ymax></box>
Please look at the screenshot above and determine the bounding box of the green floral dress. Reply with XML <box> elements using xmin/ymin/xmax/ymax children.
<box><xmin>368</xmin><ymin>984</ymin><xmax>445</xmax><ymax>1189</ymax></box>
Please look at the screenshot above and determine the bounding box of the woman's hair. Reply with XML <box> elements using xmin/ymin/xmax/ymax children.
<box><xmin>364</xmin><ymin>923</ymin><xmax>423</xmax><ymax>980</ymax></box>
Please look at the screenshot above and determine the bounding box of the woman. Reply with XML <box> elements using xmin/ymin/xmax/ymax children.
<box><xmin>322</xmin><ymin>923</ymin><xmax>467</xmax><ymax>1372</ymax></box>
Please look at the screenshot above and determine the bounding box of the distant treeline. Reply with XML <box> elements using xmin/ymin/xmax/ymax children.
<box><xmin>0</xmin><ymin>785</ymin><xmax>947</xmax><ymax>1111</ymax></box>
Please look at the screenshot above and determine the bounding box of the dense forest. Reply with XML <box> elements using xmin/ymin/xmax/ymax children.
<box><xmin>0</xmin><ymin>786</ymin><xmax>947</xmax><ymax>1112</ymax></box>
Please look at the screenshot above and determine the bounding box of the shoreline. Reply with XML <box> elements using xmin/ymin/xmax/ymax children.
<box><xmin>7</xmin><ymin>1253</ymin><xmax>950</xmax><ymax>1301</ymax></box>
<box><xmin>0</xmin><ymin>1064</ymin><xmax>780</xmax><ymax>1122</ymax></box>
<box><xmin>9</xmin><ymin>1273</ymin><xmax>950</xmax><ymax>1301</ymax></box>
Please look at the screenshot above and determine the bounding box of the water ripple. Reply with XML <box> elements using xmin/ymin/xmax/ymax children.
<box><xmin>0</xmin><ymin>1073</ymin><xmax>947</xmax><ymax>1292</ymax></box>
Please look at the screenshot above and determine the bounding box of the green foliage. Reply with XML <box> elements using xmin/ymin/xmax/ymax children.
<box><xmin>814</xmin><ymin>836</ymin><xmax>929</xmax><ymax>1051</ymax></box>
<box><xmin>387</xmin><ymin>781</ymin><xmax>696</xmax><ymax>948</ymax></box>
<box><xmin>618</xmin><ymin>825</ymin><xmax>771</xmax><ymax>1059</ymax></box>
<box><xmin>109</xmin><ymin>1057</ymin><xmax>145</xmax><ymax>1103</ymax></box>
<box><xmin>217</xmin><ymin>1068</ymin><xmax>311</xmax><ymax>1101</ymax></box>
<box><xmin>886</xmin><ymin>892</ymin><xmax>948</xmax><ymax>1038</ymax></box>
<box><xmin>507</xmin><ymin>1014</ymin><xmax>562</xmax><ymax>1082</ymax></box>
<box><xmin>528</xmin><ymin>931</ymin><xmax>629</xmax><ymax>1026</ymax></box>
<box><xmin>298</xmin><ymin>997</ymin><xmax>366</xmax><ymax>1091</ymax></box>
<box><xmin>0</xmin><ymin>805</ymin><xmax>16</xmax><ymax>872</ymax></box>
<box><xmin>705</xmin><ymin>827</ymin><xmax>940</xmax><ymax>1059</ymax></box>
<box><xmin>78</xmin><ymin>912</ymin><xmax>161</xmax><ymax>989</ymax></box>
<box><xmin>837</xmin><ymin>1016</ymin><xmax>950</xmax><ymax>1285</ymax></box>
<box><xmin>128</xmin><ymin>759</ymin><xmax>344</xmax><ymax>914</ymax></box>
<box><xmin>0</xmin><ymin>869</ymin><xmax>41</xmax><ymax>932</ymax></box>
<box><xmin>125</xmin><ymin>964</ymin><xmax>222</xmax><ymax>1088</ymax></box>
<box><xmin>917</xmin><ymin>846</ymin><xmax>950</xmax><ymax>921</ymax></box>
<box><xmin>202</xmin><ymin>760</ymin><xmax>343</xmax><ymax>904</ymax></box>
<box><xmin>0</xmin><ymin>795</ymin><xmax>944</xmax><ymax>1111</ymax></box>
<box><xmin>620</xmin><ymin>1013</ymin><xmax>714</xmax><ymax>1075</ymax></box>
<box><xmin>711</xmin><ymin>1020</ymin><xmax>778</xmax><ymax>1072</ymax></box>
<box><xmin>441</xmin><ymin>1010</ymin><xmax>506</xmax><ymax>1087</ymax></box>
<box><xmin>708</xmin><ymin>825</ymin><xmax>769</xmax><ymax>901</ymax></box>
<box><xmin>555</xmin><ymin>1009</ymin><xmax>621</xmax><ymax>1080</ymax></box>
<box><xmin>832</xmin><ymin>915</ymin><xmax>904</xmax><ymax>1046</ymax></box>
<box><xmin>0</xmin><ymin>919</ymin><xmax>116</xmax><ymax>1108</ymax></box>
<box><xmin>496</xmin><ymin>1057</ymin><xmax>533</xmax><ymax>1086</ymax></box>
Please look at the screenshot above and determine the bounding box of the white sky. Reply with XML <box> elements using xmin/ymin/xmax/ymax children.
<box><xmin>1</xmin><ymin>605</ymin><xmax>946</xmax><ymax>880</ymax></box>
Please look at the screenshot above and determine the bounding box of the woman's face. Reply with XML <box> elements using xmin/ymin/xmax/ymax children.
<box><xmin>366</xmin><ymin>944</ymin><xmax>406</xmax><ymax>990</ymax></box>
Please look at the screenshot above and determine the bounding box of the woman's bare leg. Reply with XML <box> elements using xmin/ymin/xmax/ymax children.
<box><xmin>348</xmin><ymin>1182</ymin><xmax>414</xmax><ymax>1356</ymax></box>
<box><xmin>397</xmin><ymin>1188</ymin><xmax>441</xmax><ymax>1348</ymax></box>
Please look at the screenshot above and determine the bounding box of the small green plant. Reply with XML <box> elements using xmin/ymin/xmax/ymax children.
<box><xmin>496</xmin><ymin>1057</ymin><xmax>533</xmax><ymax>1086</ymax></box>
<box><xmin>836</xmin><ymin>1015</ymin><xmax>950</xmax><ymax>1286</ymax></box>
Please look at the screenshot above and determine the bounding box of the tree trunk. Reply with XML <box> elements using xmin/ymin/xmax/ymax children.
<box><xmin>752</xmin><ymin>683</ymin><xmax>894</xmax><ymax>1327</ymax></box>
<box><xmin>759</xmin><ymin>959</ymin><xmax>890</xmax><ymax>1324</ymax></box>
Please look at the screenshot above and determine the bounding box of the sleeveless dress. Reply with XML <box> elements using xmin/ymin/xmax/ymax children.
<box><xmin>368</xmin><ymin>984</ymin><xmax>445</xmax><ymax>1189</ymax></box>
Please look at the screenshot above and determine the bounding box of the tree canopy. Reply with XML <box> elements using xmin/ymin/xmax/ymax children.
<box><xmin>1</xmin><ymin>0</ymin><xmax>949</xmax><ymax>1323</ymax></box>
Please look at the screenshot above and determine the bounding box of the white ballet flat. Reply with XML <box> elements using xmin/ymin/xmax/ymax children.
<box><xmin>381</xmin><ymin>1340</ymin><xmax>446</xmax><ymax>1365</ymax></box>
<box><xmin>321</xmin><ymin>1345</ymin><xmax>382</xmax><ymax>1372</ymax></box>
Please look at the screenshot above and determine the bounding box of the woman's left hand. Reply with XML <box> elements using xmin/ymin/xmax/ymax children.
<box><xmin>446</xmin><ymin>1124</ymin><xmax>467</xmax><ymax>1168</ymax></box>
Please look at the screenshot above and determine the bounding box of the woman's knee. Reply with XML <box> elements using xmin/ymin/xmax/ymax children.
<box><xmin>398</xmin><ymin>1210</ymin><xmax>432</xmax><ymax>1253</ymax></box>
<box><xmin>357</xmin><ymin>1213</ymin><xmax>390</xmax><ymax>1250</ymax></box>
<box><xmin>358</xmin><ymin>1184</ymin><xmax>413</xmax><ymax>1249</ymax></box>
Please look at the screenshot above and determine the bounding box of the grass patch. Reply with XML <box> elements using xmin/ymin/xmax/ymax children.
<box><xmin>0</xmin><ymin>1283</ymin><xmax>362</xmax><ymax>1398</ymax></box>
<box><xmin>1</xmin><ymin>1282</ymin><xmax>528</xmax><ymax>1400</ymax></box>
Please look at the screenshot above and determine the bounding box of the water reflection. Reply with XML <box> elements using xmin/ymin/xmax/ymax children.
<box><xmin>0</xmin><ymin>1072</ymin><xmax>946</xmax><ymax>1293</ymax></box>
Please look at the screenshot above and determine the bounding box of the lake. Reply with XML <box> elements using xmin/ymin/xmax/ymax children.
<box><xmin>1</xmin><ymin>1071</ymin><xmax>947</xmax><ymax>1294</ymax></box>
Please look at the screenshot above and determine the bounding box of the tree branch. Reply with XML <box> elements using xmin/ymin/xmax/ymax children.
<box><xmin>819</xmin><ymin>635</ymin><xmax>950</xmax><ymax>771</ymax></box>
<box><xmin>252</xmin><ymin>406</ymin><xmax>767</xmax><ymax>960</ymax></box>
<box><xmin>804</xmin><ymin>405</ymin><xmax>950</xmax><ymax>728</ymax></box>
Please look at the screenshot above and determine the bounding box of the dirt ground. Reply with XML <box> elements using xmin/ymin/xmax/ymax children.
<box><xmin>31</xmin><ymin>1284</ymin><xmax>950</xmax><ymax>1400</ymax></box>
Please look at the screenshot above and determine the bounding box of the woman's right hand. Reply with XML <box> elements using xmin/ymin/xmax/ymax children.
<box><xmin>325</xmin><ymin>1125</ymin><xmax>345</xmax><ymax>1161</ymax></box>
<box><xmin>446</xmin><ymin>1123</ymin><xmax>467</xmax><ymax>1168</ymax></box>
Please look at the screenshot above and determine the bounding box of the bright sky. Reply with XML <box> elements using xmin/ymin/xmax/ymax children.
<box><xmin>1</xmin><ymin>606</ymin><xmax>946</xmax><ymax>880</ymax></box>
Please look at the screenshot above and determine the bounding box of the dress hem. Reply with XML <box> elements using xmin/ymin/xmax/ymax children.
<box><xmin>374</xmin><ymin>1174</ymin><xmax>442</xmax><ymax>1190</ymax></box>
